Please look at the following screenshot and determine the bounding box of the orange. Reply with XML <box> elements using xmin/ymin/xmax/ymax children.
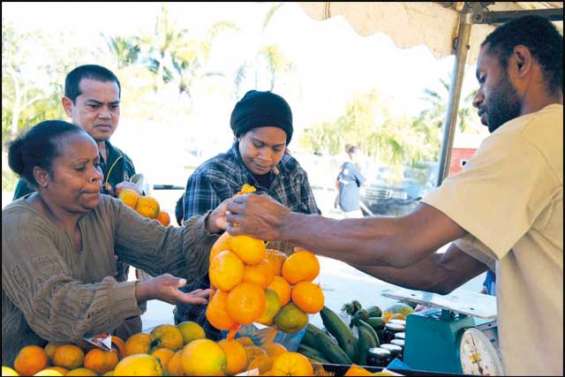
<box><xmin>344</xmin><ymin>364</ymin><xmax>376</xmax><ymax>376</ymax></box>
<box><xmin>264</xmin><ymin>343</ymin><xmax>287</xmax><ymax>358</ymax></box>
<box><xmin>282</xmin><ymin>250</ymin><xmax>320</xmax><ymax>284</ymax></box>
<box><xmin>206</xmin><ymin>290</ymin><xmax>237</xmax><ymax>331</ymax></box>
<box><xmin>135</xmin><ymin>196</ymin><xmax>160</xmax><ymax>219</ymax></box>
<box><xmin>242</xmin><ymin>259</ymin><xmax>275</xmax><ymax>288</ymax></box>
<box><xmin>209</xmin><ymin>231</ymin><xmax>232</xmax><ymax>262</ymax></box>
<box><xmin>118</xmin><ymin>188</ymin><xmax>139</xmax><ymax>209</ymax></box>
<box><xmin>14</xmin><ymin>345</ymin><xmax>49</xmax><ymax>376</ymax></box>
<box><xmin>52</xmin><ymin>344</ymin><xmax>84</xmax><ymax>371</ymax></box>
<box><xmin>2</xmin><ymin>366</ymin><xmax>19</xmax><ymax>376</ymax></box>
<box><xmin>228</xmin><ymin>235</ymin><xmax>266</xmax><ymax>265</ymax></box>
<box><xmin>44</xmin><ymin>342</ymin><xmax>62</xmax><ymax>362</ymax></box>
<box><xmin>274</xmin><ymin>303</ymin><xmax>309</xmax><ymax>333</ymax></box>
<box><xmin>238</xmin><ymin>183</ymin><xmax>257</xmax><ymax>194</ymax></box>
<box><xmin>256</xmin><ymin>288</ymin><xmax>282</xmax><ymax>326</ymax></box>
<box><xmin>235</xmin><ymin>336</ymin><xmax>255</xmax><ymax>347</ymax></box>
<box><xmin>291</xmin><ymin>282</ymin><xmax>325</xmax><ymax>314</ymax></box>
<box><xmin>249</xmin><ymin>354</ymin><xmax>273</xmax><ymax>374</ymax></box>
<box><xmin>151</xmin><ymin>324</ymin><xmax>184</xmax><ymax>351</ymax></box>
<box><xmin>264</xmin><ymin>249</ymin><xmax>287</xmax><ymax>276</ymax></box>
<box><xmin>156</xmin><ymin>211</ymin><xmax>171</xmax><ymax>226</ymax></box>
<box><xmin>66</xmin><ymin>368</ymin><xmax>97</xmax><ymax>376</ymax></box>
<box><xmin>267</xmin><ymin>276</ymin><xmax>291</xmax><ymax>306</ymax></box>
<box><xmin>313</xmin><ymin>363</ymin><xmax>332</xmax><ymax>376</ymax></box>
<box><xmin>33</xmin><ymin>367</ymin><xmax>66</xmax><ymax>376</ymax></box>
<box><xmin>244</xmin><ymin>346</ymin><xmax>268</xmax><ymax>364</ymax></box>
<box><xmin>111</xmin><ymin>336</ymin><xmax>127</xmax><ymax>359</ymax></box>
<box><xmin>46</xmin><ymin>367</ymin><xmax>69</xmax><ymax>375</ymax></box>
<box><xmin>84</xmin><ymin>348</ymin><xmax>119</xmax><ymax>375</ymax></box>
<box><xmin>176</xmin><ymin>321</ymin><xmax>206</xmax><ymax>345</ymax></box>
<box><xmin>209</xmin><ymin>250</ymin><xmax>245</xmax><ymax>292</ymax></box>
<box><xmin>218</xmin><ymin>339</ymin><xmax>248</xmax><ymax>375</ymax></box>
<box><xmin>181</xmin><ymin>339</ymin><xmax>227</xmax><ymax>376</ymax></box>
<box><xmin>226</xmin><ymin>282</ymin><xmax>266</xmax><ymax>325</ymax></box>
<box><xmin>113</xmin><ymin>354</ymin><xmax>163</xmax><ymax>376</ymax></box>
<box><xmin>150</xmin><ymin>348</ymin><xmax>174</xmax><ymax>371</ymax></box>
<box><xmin>166</xmin><ymin>350</ymin><xmax>184</xmax><ymax>376</ymax></box>
<box><xmin>271</xmin><ymin>352</ymin><xmax>313</xmax><ymax>376</ymax></box>
<box><xmin>124</xmin><ymin>333</ymin><xmax>152</xmax><ymax>356</ymax></box>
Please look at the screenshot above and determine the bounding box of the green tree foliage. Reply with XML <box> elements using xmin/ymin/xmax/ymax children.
<box><xmin>233</xmin><ymin>3</ymin><xmax>296</xmax><ymax>97</ymax></box>
<box><xmin>2</xmin><ymin>22</ymin><xmax>65</xmax><ymax>142</ymax></box>
<box><xmin>2</xmin><ymin>20</ymin><xmax>106</xmax><ymax>143</ymax></box>
<box><xmin>2</xmin><ymin>19</ymin><xmax>109</xmax><ymax>192</ymax></box>
<box><xmin>418</xmin><ymin>77</ymin><xmax>479</xmax><ymax>134</ymax></box>
<box><xmin>299</xmin><ymin>90</ymin><xmax>437</xmax><ymax>168</ymax></box>
<box><xmin>299</xmin><ymin>75</ymin><xmax>481</xmax><ymax>178</ymax></box>
<box><xmin>107</xmin><ymin>5</ymin><xmax>238</xmax><ymax>104</ymax></box>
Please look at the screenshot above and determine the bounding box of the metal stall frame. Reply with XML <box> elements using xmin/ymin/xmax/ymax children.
<box><xmin>436</xmin><ymin>3</ymin><xmax>563</xmax><ymax>185</ymax></box>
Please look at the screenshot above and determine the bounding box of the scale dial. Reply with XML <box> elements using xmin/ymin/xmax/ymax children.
<box><xmin>460</xmin><ymin>328</ymin><xmax>504</xmax><ymax>375</ymax></box>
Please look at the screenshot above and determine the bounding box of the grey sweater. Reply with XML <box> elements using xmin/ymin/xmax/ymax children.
<box><xmin>2</xmin><ymin>194</ymin><xmax>217</xmax><ymax>365</ymax></box>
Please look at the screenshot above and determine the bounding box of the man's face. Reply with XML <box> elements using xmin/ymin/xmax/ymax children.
<box><xmin>63</xmin><ymin>78</ymin><xmax>120</xmax><ymax>142</ymax></box>
<box><xmin>473</xmin><ymin>45</ymin><xmax>521</xmax><ymax>133</ymax></box>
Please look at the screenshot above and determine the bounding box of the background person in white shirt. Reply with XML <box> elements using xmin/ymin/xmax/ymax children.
<box><xmin>225</xmin><ymin>15</ymin><xmax>563</xmax><ymax>376</ymax></box>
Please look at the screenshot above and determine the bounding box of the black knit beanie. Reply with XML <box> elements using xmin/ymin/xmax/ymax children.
<box><xmin>230</xmin><ymin>90</ymin><xmax>293</xmax><ymax>144</ymax></box>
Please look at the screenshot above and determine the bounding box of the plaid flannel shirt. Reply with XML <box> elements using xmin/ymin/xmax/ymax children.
<box><xmin>174</xmin><ymin>142</ymin><xmax>320</xmax><ymax>339</ymax></box>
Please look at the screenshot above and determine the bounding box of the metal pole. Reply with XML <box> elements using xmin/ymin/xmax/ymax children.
<box><xmin>436</xmin><ymin>11</ymin><xmax>473</xmax><ymax>186</ymax></box>
<box><xmin>478</xmin><ymin>8</ymin><xmax>563</xmax><ymax>24</ymax></box>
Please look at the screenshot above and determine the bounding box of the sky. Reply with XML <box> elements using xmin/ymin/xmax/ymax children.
<box><xmin>3</xmin><ymin>2</ymin><xmax>485</xmax><ymax>185</ymax></box>
<box><xmin>3</xmin><ymin>2</ymin><xmax>480</xmax><ymax>119</ymax></box>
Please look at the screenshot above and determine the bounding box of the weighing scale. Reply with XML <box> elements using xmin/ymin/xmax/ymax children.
<box><xmin>381</xmin><ymin>287</ymin><xmax>503</xmax><ymax>375</ymax></box>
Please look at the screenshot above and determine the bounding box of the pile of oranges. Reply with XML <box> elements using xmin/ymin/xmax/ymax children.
<box><xmin>3</xmin><ymin>321</ymin><xmax>315</xmax><ymax>376</ymax></box>
<box><xmin>117</xmin><ymin>188</ymin><xmax>170</xmax><ymax>226</ymax></box>
<box><xmin>206</xmin><ymin>238</ymin><xmax>324</xmax><ymax>335</ymax></box>
<box><xmin>205</xmin><ymin>186</ymin><xmax>325</xmax><ymax>338</ymax></box>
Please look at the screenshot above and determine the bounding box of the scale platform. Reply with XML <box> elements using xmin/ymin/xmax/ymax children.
<box><xmin>381</xmin><ymin>286</ymin><xmax>497</xmax><ymax>319</ymax></box>
<box><xmin>380</xmin><ymin>287</ymin><xmax>499</xmax><ymax>375</ymax></box>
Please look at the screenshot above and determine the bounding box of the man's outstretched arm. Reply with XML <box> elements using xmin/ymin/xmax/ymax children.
<box><xmin>226</xmin><ymin>194</ymin><xmax>466</xmax><ymax>268</ymax></box>
<box><xmin>352</xmin><ymin>243</ymin><xmax>489</xmax><ymax>295</ymax></box>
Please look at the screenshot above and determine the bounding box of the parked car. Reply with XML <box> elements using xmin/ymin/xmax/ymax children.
<box><xmin>360</xmin><ymin>163</ymin><xmax>436</xmax><ymax>216</ymax></box>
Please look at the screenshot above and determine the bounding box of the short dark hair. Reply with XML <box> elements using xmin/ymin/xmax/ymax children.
<box><xmin>345</xmin><ymin>144</ymin><xmax>359</xmax><ymax>155</ymax></box>
<box><xmin>482</xmin><ymin>15</ymin><xmax>563</xmax><ymax>94</ymax></box>
<box><xmin>64</xmin><ymin>64</ymin><xmax>121</xmax><ymax>102</ymax></box>
<box><xmin>8</xmin><ymin>120</ymin><xmax>86</xmax><ymax>188</ymax></box>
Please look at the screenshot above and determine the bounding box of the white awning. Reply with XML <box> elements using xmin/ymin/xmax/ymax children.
<box><xmin>298</xmin><ymin>2</ymin><xmax>563</xmax><ymax>64</ymax></box>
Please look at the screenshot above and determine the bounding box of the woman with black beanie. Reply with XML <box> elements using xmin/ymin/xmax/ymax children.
<box><xmin>175</xmin><ymin>90</ymin><xmax>320</xmax><ymax>339</ymax></box>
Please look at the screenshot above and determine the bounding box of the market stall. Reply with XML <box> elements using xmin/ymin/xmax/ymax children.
<box><xmin>3</xmin><ymin>3</ymin><xmax>562</xmax><ymax>377</ymax></box>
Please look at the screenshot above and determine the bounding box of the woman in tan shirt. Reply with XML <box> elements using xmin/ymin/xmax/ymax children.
<box><xmin>2</xmin><ymin>120</ymin><xmax>226</xmax><ymax>365</ymax></box>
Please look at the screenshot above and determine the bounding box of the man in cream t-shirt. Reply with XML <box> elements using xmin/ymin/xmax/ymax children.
<box><xmin>223</xmin><ymin>15</ymin><xmax>562</xmax><ymax>376</ymax></box>
<box><xmin>425</xmin><ymin>102</ymin><xmax>563</xmax><ymax>375</ymax></box>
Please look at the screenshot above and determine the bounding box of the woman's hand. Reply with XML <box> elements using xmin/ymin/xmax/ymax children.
<box><xmin>135</xmin><ymin>273</ymin><xmax>211</xmax><ymax>305</ymax></box>
<box><xmin>206</xmin><ymin>199</ymin><xmax>230</xmax><ymax>234</ymax></box>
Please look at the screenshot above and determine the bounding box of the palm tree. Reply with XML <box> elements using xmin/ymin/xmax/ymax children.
<box><xmin>419</xmin><ymin>77</ymin><xmax>478</xmax><ymax>133</ymax></box>
<box><xmin>135</xmin><ymin>5</ymin><xmax>238</xmax><ymax>100</ymax></box>
<box><xmin>105</xmin><ymin>35</ymin><xmax>140</xmax><ymax>69</ymax></box>
<box><xmin>232</xmin><ymin>3</ymin><xmax>296</xmax><ymax>97</ymax></box>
